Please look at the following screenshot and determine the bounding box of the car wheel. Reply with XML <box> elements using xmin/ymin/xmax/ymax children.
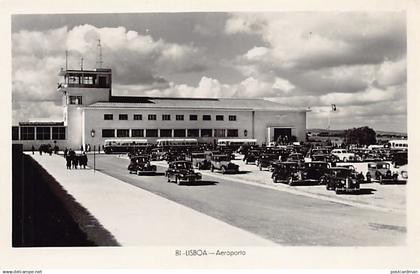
<box><xmin>245</xmin><ymin>160</ymin><xmax>249</xmax><ymax>164</ymax></box>
<box><xmin>272</xmin><ymin>177</ymin><xmax>277</xmax><ymax>183</ymax></box>
<box><xmin>379</xmin><ymin>174</ymin><xmax>384</xmax><ymax>184</ymax></box>
<box><xmin>221</xmin><ymin>166</ymin><xmax>226</xmax><ymax>174</ymax></box>
<box><xmin>288</xmin><ymin>177</ymin><xmax>294</xmax><ymax>186</ymax></box>
<box><xmin>176</xmin><ymin>177</ymin><xmax>181</xmax><ymax>185</ymax></box>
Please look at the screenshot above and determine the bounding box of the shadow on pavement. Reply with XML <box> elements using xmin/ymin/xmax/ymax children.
<box><xmin>183</xmin><ymin>180</ymin><xmax>218</xmax><ymax>186</ymax></box>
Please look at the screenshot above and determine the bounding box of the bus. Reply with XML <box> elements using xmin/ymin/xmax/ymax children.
<box><xmin>388</xmin><ymin>139</ymin><xmax>408</xmax><ymax>151</ymax></box>
<box><xmin>103</xmin><ymin>138</ymin><xmax>149</xmax><ymax>154</ymax></box>
<box><xmin>217</xmin><ymin>139</ymin><xmax>257</xmax><ymax>151</ymax></box>
<box><xmin>156</xmin><ymin>138</ymin><xmax>198</xmax><ymax>149</ymax></box>
<box><xmin>217</xmin><ymin>139</ymin><xmax>257</xmax><ymax>147</ymax></box>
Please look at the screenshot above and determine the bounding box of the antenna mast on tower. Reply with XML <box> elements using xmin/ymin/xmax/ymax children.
<box><xmin>96</xmin><ymin>39</ymin><xmax>103</xmax><ymax>69</ymax></box>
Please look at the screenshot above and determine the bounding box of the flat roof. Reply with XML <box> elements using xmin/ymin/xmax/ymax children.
<box><xmin>18</xmin><ymin>121</ymin><xmax>65</xmax><ymax>126</ymax></box>
<box><xmin>87</xmin><ymin>97</ymin><xmax>307</xmax><ymax>112</ymax></box>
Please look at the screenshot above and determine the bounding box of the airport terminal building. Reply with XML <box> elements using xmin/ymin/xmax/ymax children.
<box><xmin>12</xmin><ymin>67</ymin><xmax>308</xmax><ymax>150</ymax></box>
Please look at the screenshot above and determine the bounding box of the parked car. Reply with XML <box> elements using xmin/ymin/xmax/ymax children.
<box><xmin>321</xmin><ymin>167</ymin><xmax>362</xmax><ymax>194</ymax></box>
<box><xmin>271</xmin><ymin>162</ymin><xmax>300</xmax><ymax>184</ymax></box>
<box><xmin>210</xmin><ymin>155</ymin><xmax>239</xmax><ymax>174</ymax></box>
<box><xmin>165</xmin><ymin>160</ymin><xmax>202</xmax><ymax>185</ymax></box>
<box><xmin>186</xmin><ymin>152</ymin><xmax>211</xmax><ymax>170</ymax></box>
<box><xmin>366</xmin><ymin>162</ymin><xmax>398</xmax><ymax>184</ymax></box>
<box><xmin>127</xmin><ymin>155</ymin><xmax>157</xmax><ymax>175</ymax></box>
<box><xmin>331</xmin><ymin>149</ymin><xmax>355</xmax><ymax>162</ymax></box>
<box><xmin>243</xmin><ymin>149</ymin><xmax>260</xmax><ymax>164</ymax></box>
<box><xmin>311</xmin><ymin>153</ymin><xmax>339</xmax><ymax>166</ymax></box>
<box><xmin>256</xmin><ymin>153</ymin><xmax>277</xmax><ymax>170</ymax></box>
<box><xmin>286</xmin><ymin>153</ymin><xmax>304</xmax><ymax>163</ymax></box>
<box><xmin>300</xmin><ymin>161</ymin><xmax>329</xmax><ymax>184</ymax></box>
<box><xmin>395</xmin><ymin>164</ymin><xmax>408</xmax><ymax>183</ymax></box>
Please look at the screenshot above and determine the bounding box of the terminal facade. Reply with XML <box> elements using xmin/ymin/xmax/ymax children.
<box><xmin>12</xmin><ymin>67</ymin><xmax>308</xmax><ymax>150</ymax></box>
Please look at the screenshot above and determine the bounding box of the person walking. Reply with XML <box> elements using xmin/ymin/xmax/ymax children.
<box><xmin>31</xmin><ymin>145</ymin><xmax>35</xmax><ymax>155</ymax></box>
<box><xmin>81</xmin><ymin>152</ymin><xmax>88</xmax><ymax>169</ymax></box>
<box><xmin>66</xmin><ymin>154</ymin><xmax>72</xmax><ymax>169</ymax></box>
<box><xmin>64</xmin><ymin>148</ymin><xmax>68</xmax><ymax>159</ymax></box>
<box><xmin>39</xmin><ymin>146</ymin><xmax>42</xmax><ymax>155</ymax></box>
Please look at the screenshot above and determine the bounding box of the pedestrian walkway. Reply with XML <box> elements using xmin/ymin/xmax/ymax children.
<box><xmin>26</xmin><ymin>153</ymin><xmax>275</xmax><ymax>246</ymax></box>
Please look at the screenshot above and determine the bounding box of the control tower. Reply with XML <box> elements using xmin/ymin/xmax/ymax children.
<box><xmin>57</xmin><ymin>68</ymin><xmax>112</xmax><ymax>149</ymax></box>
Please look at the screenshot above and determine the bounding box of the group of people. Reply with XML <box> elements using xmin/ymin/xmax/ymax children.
<box><xmin>64</xmin><ymin>148</ymin><xmax>88</xmax><ymax>169</ymax></box>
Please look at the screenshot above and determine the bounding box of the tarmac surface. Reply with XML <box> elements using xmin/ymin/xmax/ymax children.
<box><xmin>86</xmin><ymin>153</ymin><xmax>406</xmax><ymax>246</ymax></box>
<box><xmin>27</xmin><ymin>152</ymin><xmax>275</xmax><ymax>246</ymax></box>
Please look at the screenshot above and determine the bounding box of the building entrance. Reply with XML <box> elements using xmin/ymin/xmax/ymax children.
<box><xmin>274</xmin><ymin>127</ymin><xmax>292</xmax><ymax>143</ymax></box>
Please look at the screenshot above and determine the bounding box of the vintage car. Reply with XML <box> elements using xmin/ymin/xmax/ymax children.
<box><xmin>392</xmin><ymin>151</ymin><xmax>408</xmax><ymax>168</ymax></box>
<box><xmin>127</xmin><ymin>155</ymin><xmax>157</xmax><ymax>175</ymax></box>
<box><xmin>243</xmin><ymin>149</ymin><xmax>261</xmax><ymax>164</ymax></box>
<box><xmin>150</xmin><ymin>148</ymin><xmax>166</xmax><ymax>161</ymax></box>
<box><xmin>256</xmin><ymin>153</ymin><xmax>278</xmax><ymax>171</ymax></box>
<box><xmin>366</xmin><ymin>162</ymin><xmax>398</xmax><ymax>184</ymax></box>
<box><xmin>321</xmin><ymin>167</ymin><xmax>362</xmax><ymax>194</ymax></box>
<box><xmin>311</xmin><ymin>153</ymin><xmax>339</xmax><ymax>165</ymax></box>
<box><xmin>300</xmin><ymin>161</ymin><xmax>329</xmax><ymax>184</ymax></box>
<box><xmin>185</xmin><ymin>152</ymin><xmax>211</xmax><ymax>170</ymax></box>
<box><xmin>271</xmin><ymin>162</ymin><xmax>300</xmax><ymax>184</ymax></box>
<box><xmin>331</xmin><ymin>149</ymin><xmax>355</xmax><ymax>162</ymax></box>
<box><xmin>395</xmin><ymin>164</ymin><xmax>408</xmax><ymax>183</ymax></box>
<box><xmin>166</xmin><ymin>151</ymin><xmax>186</xmax><ymax>163</ymax></box>
<box><xmin>286</xmin><ymin>153</ymin><xmax>305</xmax><ymax>163</ymax></box>
<box><xmin>165</xmin><ymin>161</ymin><xmax>202</xmax><ymax>185</ymax></box>
<box><xmin>210</xmin><ymin>155</ymin><xmax>239</xmax><ymax>174</ymax></box>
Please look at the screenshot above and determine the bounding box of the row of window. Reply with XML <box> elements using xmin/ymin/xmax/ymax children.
<box><xmin>104</xmin><ymin>114</ymin><xmax>237</xmax><ymax>121</ymax></box>
<box><xmin>102</xmin><ymin>128</ymin><xmax>239</xmax><ymax>138</ymax></box>
<box><xmin>13</xmin><ymin>126</ymin><xmax>66</xmax><ymax>140</ymax></box>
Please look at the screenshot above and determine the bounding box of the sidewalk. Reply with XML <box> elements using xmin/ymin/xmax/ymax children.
<box><xmin>26</xmin><ymin>153</ymin><xmax>275</xmax><ymax>246</ymax></box>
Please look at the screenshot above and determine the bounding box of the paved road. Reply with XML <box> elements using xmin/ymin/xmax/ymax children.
<box><xmin>87</xmin><ymin>154</ymin><xmax>406</xmax><ymax>246</ymax></box>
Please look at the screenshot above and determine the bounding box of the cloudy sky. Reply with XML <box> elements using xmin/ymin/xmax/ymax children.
<box><xmin>12</xmin><ymin>12</ymin><xmax>406</xmax><ymax>132</ymax></box>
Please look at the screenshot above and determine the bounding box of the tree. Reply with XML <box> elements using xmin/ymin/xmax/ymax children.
<box><xmin>344</xmin><ymin>126</ymin><xmax>376</xmax><ymax>146</ymax></box>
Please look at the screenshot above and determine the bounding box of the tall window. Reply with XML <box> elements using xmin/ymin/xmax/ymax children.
<box><xmin>187</xmin><ymin>129</ymin><xmax>199</xmax><ymax>137</ymax></box>
<box><xmin>176</xmin><ymin>115</ymin><xmax>184</xmax><ymax>121</ymax></box>
<box><xmin>133</xmin><ymin>114</ymin><xmax>142</xmax><ymax>120</ymax></box>
<box><xmin>117</xmin><ymin>129</ymin><xmax>129</xmax><ymax>137</ymax></box>
<box><xmin>160</xmin><ymin>129</ymin><xmax>172</xmax><ymax>137</ymax></box>
<box><xmin>216</xmin><ymin>115</ymin><xmax>224</xmax><ymax>121</ymax></box>
<box><xmin>36</xmin><ymin>127</ymin><xmax>51</xmax><ymax>140</ymax></box>
<box><xmin>104</xmin><ymin>114</ymin><xmax>113</xmax><ymax>120</ymax></box>
<box><xmin>214</xmin><ymin>129</ymin><xmax>226</xmax><ymax>138</ymax></box>
<box><xmin>102</xmin><ymin>129</ymin><xmax>115</xmax><ymax>137</ymax></box>
<box><xmin>203</xmin><ymin>115</ymin><xmax>211</xmax><ymax>121</ymax></box>
<box><xmin>229</xmin><ymin>115</ymin><xmax>237</xmax><ymax>121</ymax></box>
<box><xmin>69</xmin><ymin>96</ymin><xmax>82</xmax><ymax>105</ymax></box>
<box><xmin>174</xmin><ymin>129</ymin><xmax>186</xmax><ymax>137</ymax></box>
<box><xmin>131</xmin><ymin>129</ymin><xmax>144</xmax><ymax>137</ymax></box>
<box><xmin>146</xmin><ymin>129</ymin><xmax>158</xmax><ymax>137</ymax></box>
<box><xmin>201</xmin><ymin>129</ymin><xmax>212</xmax><ymax>137</ymax></box>
<box><xmin>189</xmin><ymin>114</ymin><xmax>198</xmax><ymax>121</ymax></box>
<box><xmin>148</xmin><ymin>114</ymin><xmax>157</xmax><ymax>120</ymax></box>
<box><xmin>162</xmin><ymin>114</ymin><xmax>171</xmax><ymax>121</ymax></box>
<box><xmin>12</xmin><ymin>127</ymin><xmax>19</xmax><ymax>140</ymax></box>
<box><xmin>227</xmin><ymin>129</ymin><xmax>239</xmax><ymax>137</ymax></box>
<box><xmin>21</xmin><ymin>127</ymin><xmax>35</xmax><ymax>140</ymax></box>
<box><xmin>119</xmin><ymin>114</ymin><xmax>128</xmax><ymax>120</ymax></box>
<box><xmin>52</xmin><ymin>127</ymin><xmax>66</xmax><ymax>140</ymax></box>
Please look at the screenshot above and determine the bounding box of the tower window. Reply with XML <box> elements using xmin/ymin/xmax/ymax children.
<box><xmin>176</xmin><ymin>115</ymin><xmax>184</xmax><ymax>121</ymax></box>
<box><xmin>229</xmin><ymin>115</ymin><xmax>237</xmax><ymax>121</ymax></box>
<box><xmin>69</xmin><ymin>96</ymin><xmax>82</xmax><ymax>105</ymax></box>
<box><xmin>104</xmin><ymin>114</ymin><xmax>113</xmax><ymax>120</ymax></box>
<box><xmin>148</xmin><ymin>114</ymin><xmax>157</xmax><ymax>121</ymax></box>
<box><xmin>133</xmin><ymin>114</ymin><xmax>142</xmax><ymax>120</ymax></box>
<box><xmin>189</xmin><ymin>115</ymin><xmax>198</xmax><ymax>121</ymax></box>
<box><xmin>216</xmin><ymin>115</ymin><xmax>224</xmax><ymax>121</ymax></box>
<box><xmin>203</xmin><ymin>115</ymin><xmax>211</xmax><ymax>121</ymax></box>
<box><xmin>119</xmin><ymin>114</ymin><xmax>128</xmax><ymax>120</ymax></box>
<box><xmin>162</xmin><ymin>114</ymin><xmax>171</xmax><ymax>121</ymax></box>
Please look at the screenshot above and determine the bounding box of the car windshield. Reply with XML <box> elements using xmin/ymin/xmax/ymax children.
<box><xmin>377</xmin><ymin>163</ymin><xmax>389</xmax><ymax>169</ymax></box>
<box><xmin>216</xmin><ymin>156</ymin><xmax>230</xmax><ymax>161</ymax></box>
<box><xmin>333</xmin><ymin>169</ymin><xmax>351</xmax><ymax>177</ymax></box>
<box><xmin>174</xmin><ymin>162</ymin><xmax>192</xmax><ymax>169</ymax></box>
<box><xmin>134</xmin><ymin>157</ymin><xmax>148</xmax><ymax>163</ymax></box>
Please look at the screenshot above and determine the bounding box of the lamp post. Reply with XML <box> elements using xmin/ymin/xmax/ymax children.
<box><xmin>90</xmin><ymin>129</ymin><xmax>96</xmax><ymax>172</ymax></box>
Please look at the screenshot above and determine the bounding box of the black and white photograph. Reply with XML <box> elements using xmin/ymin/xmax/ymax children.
<box><xmin>2</xmin><ymin>0</ymin><xmax>420</xmax><ymax>271</ymax></box>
